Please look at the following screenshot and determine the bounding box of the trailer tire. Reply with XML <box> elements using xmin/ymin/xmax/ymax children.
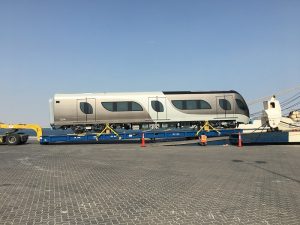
<box><xmin>6</xmin><ymin>134</ymin><xmax>21</xmax><ymax>145</ymax></box>
<box><xmin>20</xmin><ymin>139</ymin><xmax>27</xmax><ymax>144</ymax></box>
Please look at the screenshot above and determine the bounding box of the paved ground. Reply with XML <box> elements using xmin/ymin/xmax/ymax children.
<box><xmin>0</xmin><ymin>141</ymin><xmax>299</xmax><ymax>225</ymax></box>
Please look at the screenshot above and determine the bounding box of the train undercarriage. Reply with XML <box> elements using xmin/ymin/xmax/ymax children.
<box><xmin>55</xmin><ymin>120</ymin><xmax>238</xmax><ymax>134</ymax></box>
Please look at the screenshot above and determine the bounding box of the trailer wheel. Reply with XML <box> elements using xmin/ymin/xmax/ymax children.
<box><xmin>6</xmin><ymin>134</ymin><xmax>21</xmax><ymax>145</ymax></box>
<box><xmin>20</xmin><ymin>139</ymin><xmax>27</xmax><ymax>144</ymax></box>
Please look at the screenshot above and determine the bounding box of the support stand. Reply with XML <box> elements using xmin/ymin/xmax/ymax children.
<box><xmin>96</xmin><ymin>123</ymin><xmax>121</xmax><ymax>141</ymax></box>
<box><xmin>196</xmin><ymin>121</ymin><xmax>221</xmax><ymax>136</ymax></box>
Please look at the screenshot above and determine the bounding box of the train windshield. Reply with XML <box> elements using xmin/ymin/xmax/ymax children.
<box><xmin>235</xmin><ymin>99</ymin><xmax>247</xmax><ymax>110</ymax></box>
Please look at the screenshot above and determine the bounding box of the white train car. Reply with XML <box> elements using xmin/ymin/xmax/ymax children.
<box><xmin>49</xmin><ymin>91</ymin><xmax>250</xmax><ymax>132</ymax></box>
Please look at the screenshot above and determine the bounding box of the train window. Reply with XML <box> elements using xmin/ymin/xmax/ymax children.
<box><xmin>198</xmin><ymin>100</ymin><xmax>212</xmax><ymax>109</ymax></box>
<box><xmin>131</xmin><ymin>102</ymin><xmax>143</xmax><ymax>111</ymax></box>
<box><xmin>235</xmin><ymin>99</ymin><xmax>247</xmax><ymax>110</ymax></box>
<box><xmin>117</xmin><ymin>102</ymin><xmax>128</xmax><ymax>111</ymax></box>
<box><xmin>172</xmin><ymin>100</ymin><xmax>184</xmax><ymax>110</ymax></box>
<box><xmin>151</xmin><ymin>100</ymin><xmax>164</xmax><ymax>112</ymax></box>
<box><xmin>102</xmin><ymin>101</ymin><xmax>143</xmax><ymax>112</ymax></box>
<box><xmin>219</xmin><ymin>99</ymin><xmax>231</xmax><ymax>110</ymax></box>
<box><xmin>186</xmin><ymin>100</ymin><xmax>197</xmax><ymax>110</ymax></box>
<box><xmin>102</xmin><ymin>102</ymin><xmax>113</xmax><ymax>111</ymax></box>
<box><xmin>172</xmin><ymin>100</ymin><xmax>211</xmax><ymax>110</ymax></box>
<box><xmin>80</xmin><ymin>102</ymin><xmax>93</xmax><ymax>114</ymax></box>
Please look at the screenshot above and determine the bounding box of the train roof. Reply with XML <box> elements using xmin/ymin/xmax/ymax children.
<box><xmin>53</xmin><ymin>90</ymin><xmax>242</xmax><ymax>99</ymax></box>
<box><xmin>55</xmin><ymin>92</ymin><xmax>163</xmax><ymax>96</ymax></box>
<box><xmin>163</xmin><ymin>90</ymin><xmax>239</xmax><ymax>95</ymax></box>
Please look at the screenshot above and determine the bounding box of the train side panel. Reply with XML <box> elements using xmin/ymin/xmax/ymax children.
<box><xmin>50</xmin><ymin>91</ymin><xmax>250</xmax><ymax>128</ymax></box>
<box><xmin>52</xmin><ymin>96</ymin><xmax>77</xmax><ymax>126</ymax></box>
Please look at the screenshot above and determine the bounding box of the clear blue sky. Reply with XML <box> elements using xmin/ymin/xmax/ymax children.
<box><xmin>0</xmin><ymin>0</ymin><xmax>299</xmax><ymax>126</ymax></box>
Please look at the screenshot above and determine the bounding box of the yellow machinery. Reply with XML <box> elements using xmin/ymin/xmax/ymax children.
<box><xmin>0</xmin><ymin>123</ymin><xmax>43</xmax><ymax>145</ymax></box>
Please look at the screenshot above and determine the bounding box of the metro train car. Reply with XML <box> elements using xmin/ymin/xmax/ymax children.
<box><xmin>49</xmin><ymin>91</ymin><xmax>250</xmax><ymax>132</ymax></box>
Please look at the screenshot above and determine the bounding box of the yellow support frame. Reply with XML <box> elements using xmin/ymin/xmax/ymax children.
<box><xmin>196</xmin><ymin>121</ymin><xmax>221</xmax><ymax>136</ymax></box>
<box><xmin>96</xmin><ymin>123</ymin><xmax>121</xmax><ymax>140</ymax></box>
<box><xmin>0</xmin><ymin>123</ymin><xmax>43</xmax><ymax>141</ymax></box>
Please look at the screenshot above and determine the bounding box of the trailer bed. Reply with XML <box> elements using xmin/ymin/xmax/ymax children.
<box><xmin>40</xmin><ymin>129</ymin><xmax>241</xmax><ymax>144</ymax></box>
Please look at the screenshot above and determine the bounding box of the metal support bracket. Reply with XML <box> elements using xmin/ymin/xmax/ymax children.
<box><xmin>96</xmin><ymin>123</ymin><xmax>121</xmax><ymax>140</ymax></box>
<box><xmin>196</xmin><ymin>121</ymin><xmax>221</xmax><ymax>136</ymax></box>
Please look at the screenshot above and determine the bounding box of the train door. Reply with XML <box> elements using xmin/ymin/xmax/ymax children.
<box><xmin>148</xmin><ymin>97</ymin><xmax>167</xmax><ymax>121</ymax></box>
<box><xmin>216</xmin><ymin>95</ymin><xmax>235</xmax><ymax>119</ymax></box>
<box><xmin>77</xmin><ymin>98</ymin><xmax>96</xmax><ymax>123</ymax></box>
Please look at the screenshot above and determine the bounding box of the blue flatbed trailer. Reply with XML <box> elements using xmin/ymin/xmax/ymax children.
<box><xmin>40</xmin><ymin>129</ymin><xmax>242</xmax><ymax>144</ymax></box>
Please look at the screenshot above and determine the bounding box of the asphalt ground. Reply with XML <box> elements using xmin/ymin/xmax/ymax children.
<box><xmin>0</xmin><ymin>141</ymin><xmax>299</xmax><ymax>225</ymax></box>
